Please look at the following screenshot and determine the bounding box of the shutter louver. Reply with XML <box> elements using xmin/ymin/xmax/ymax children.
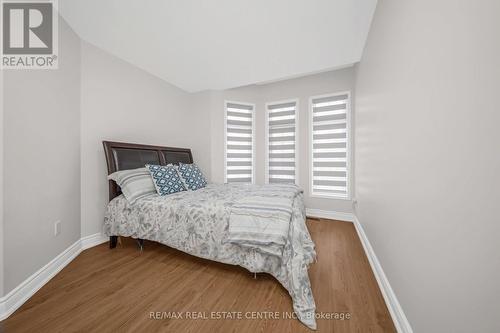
<box><xmin>225</xmin><ymin>102</ymin><xmax>254</xmax><ymax>183</ymax></box>
<box><xmin>311</xmin><ymin>93</ymin><xmax>350</xmax><ymax>198</ymax></box>
<box><xmin>267</xmin><ymin>101</ymin><xmax>297</xmax><ymax>184</ymax></box>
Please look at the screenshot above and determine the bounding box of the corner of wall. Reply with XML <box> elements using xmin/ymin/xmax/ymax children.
<box><xmin>0</xmin><ymin>66</ymin><xmax>5</xmax><ymax>298</ymax></box>
<box><xmin>79</xmin><ymin>37</ymin><xmax>84</xmax><ymax>243</ymax></box>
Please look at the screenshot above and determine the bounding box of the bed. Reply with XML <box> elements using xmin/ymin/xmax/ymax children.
<box><xmin>102</xmin><ymin>141</ymin><xmax>317</xmax><ymax>329</ymax></box>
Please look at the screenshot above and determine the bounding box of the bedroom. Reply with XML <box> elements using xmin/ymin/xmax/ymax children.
<box><xmin>0</xmin><ymin>0</ymin><xmax>499</xmax><ymax>332</ymax></box>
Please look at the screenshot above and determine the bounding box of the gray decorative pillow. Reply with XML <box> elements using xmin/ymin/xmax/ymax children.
<box><xmin>108</xmin><ymin>167</ymin><xmax>156</xmax><ymax>204</ymax></box>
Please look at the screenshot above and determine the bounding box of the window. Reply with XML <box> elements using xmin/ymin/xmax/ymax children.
<box><xmin>266</xmin><ymin>99</ymin><xmax>298</xmax><ymax>184</ymax></box>
<box><xmin>310</xmin><ymin>92</ymin><xmax>350</xmax><ymax>199</ymax></box>
<box><xmin>224</xmin><ymin>101</ymin><xmax>255</xmax><ymax>183</ymax></box>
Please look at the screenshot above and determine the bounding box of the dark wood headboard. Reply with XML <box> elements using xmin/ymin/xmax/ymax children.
<box><xmin>103</xmin><ymin>141</ymin><xmax>193</xmax><ymax>201</ymax></box>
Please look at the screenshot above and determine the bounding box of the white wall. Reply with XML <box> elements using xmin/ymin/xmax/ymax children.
<box><xmin>80</xmin><ymin>41</ymin><xmax>211</xmax><ymax>237</ymax></box>
<box><xmin>0</xmin><ymin>29</ymin><xmax>213</xmax><ymax>296</ymax></box>
<box><xmin>3</xmin><ymin>18</ymin><xmax>81</xmax><ymax>293</ymax></box>
<box><xmin>260</xmin><ymin>69</ymin><xmax>354</xmax><ymax>212</ymax></box>
<box><xmin>355</xmin><ymin>1</ymin><xmax>500</xmax><ymax>332</ymax></box>
<box><xmin>206</xmin><ymin>68</ymin><xmax>355</xmax><ymax>213</ymax></box>
<box><xmin>0</xmin><ymin>62</ymin><xmax>4</xmax><ymax>296</ymax></box>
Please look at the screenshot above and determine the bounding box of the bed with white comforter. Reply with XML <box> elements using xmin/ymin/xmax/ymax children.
<box><xmin>103</xmin><ymin>183</ymin><xmax>317</xmax><ymax>329</ymax></box>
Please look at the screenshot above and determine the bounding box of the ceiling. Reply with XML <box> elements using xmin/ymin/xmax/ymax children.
<box><xmin>59</xmin><ymin>0</ymin><xmax>377</xmax><ymax>92</ymax></box>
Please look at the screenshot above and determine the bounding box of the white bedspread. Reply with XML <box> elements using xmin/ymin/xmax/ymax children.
<box><xmin>103</xmin><ymin>183</ymin><xmax>317</xmax><ymax>329</ymax></box>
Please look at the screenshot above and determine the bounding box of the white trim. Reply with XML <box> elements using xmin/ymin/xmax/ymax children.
<box><xmin>251</xmin><ymin>102</ymin><xmax>256</xmax><ymax>185</ymax></box>
<box><xmin>81</xmin><ymin>232</ymin><xmax>108</xmax><ymax>250</ymax></box>
<box><xmin>353</xmin><ymin>217</ymin><xmax>413</xmax><ymax>333</ymax></box>
<box><xmin>296</xmin><ymin>101</ymin><xmax>300</xmax><ymax>186</ymax></box>
<box><xmin>224</xmin><ymin>100</ymin><xmax>256</xmax><ymax>184</ymax></box>
<box><xmin>265</xmin><ymin>101</ymin><xmax>269</xmax><ymax>184</ymax></box>
<box><xmin>224</xmin><ymin>101</ymin><xmax>228</xmax><ymax>184</ymax></box>
<box><xmin>265</xmin><ymin>98</ymin><xmax>299</xmax><ymax>185</ymax></box>
<box><xmin>309</xmin><ymin>91</ymin><xmax>352</xmax><ymax>200</ymax></box>
<box><xmin>0</xmin><ymin>233</ymin><xmax>107</xmax><ymax>321</ymax></box>
<box><xmin>307</xmin><ymin>211</ymin><xmax>412</xmax><ymax>332</ymax></box>
<box><xmin>305</xmin><ymin>208</ymin><xmax>355</xmax><ymax>222</ymax></box>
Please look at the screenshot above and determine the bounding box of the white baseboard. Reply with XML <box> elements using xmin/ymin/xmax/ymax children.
<box><xmin>353</xmin><ymin>217</ymin><xmax>413</xmax><ymax>333</ymax></box>
<box><xmin>81</xmin><ymin>232</ymin><xmax>108</xmax><ymax>250</ymax></box>
<box><xmin>0</xmin><ymin>232</ymin><xmax>108</xmax><ymax>321</ymax></box>
<box><xmin>306</xmin><ymin>208</ymin><xmax>355</xmax><ymax>222</ymax></box>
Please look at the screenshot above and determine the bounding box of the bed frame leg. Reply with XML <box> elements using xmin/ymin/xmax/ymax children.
<box><xmin>110</xmin><ymin>236</ymin><xmax>118</xmax><ymax>249</ymax></box>
<box><xmin>137</xmin><ymin>239</ymin><xmax>144</xmax><ymax>252</ymax></box>
<box><xmin>253</xmin><ymin>273</ymin><xmax>257</xmax><ymax>279</ymax></box>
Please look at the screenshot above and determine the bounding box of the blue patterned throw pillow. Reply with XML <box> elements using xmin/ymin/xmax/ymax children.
<box><xmin>177</xmin><ymin>163</ymin><xmax>207</xmax><ymax>191</ymax></box>
<box><xmin>146</xmin><ymin>164</ymin><xmax>187</xmax><ymax>196</ymax></box>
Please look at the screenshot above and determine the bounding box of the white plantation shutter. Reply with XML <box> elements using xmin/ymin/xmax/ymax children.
<box><xmin>266</xmin><ymin>100</ymin><xmax>297</xmax><ymax>184</ymax></box>
<box><xmin>225</xmin><ymin>102</ymin><xmax>255</xmax><ymax>183</ymax></box>
<box><xmin>310</xmin><ymin>92</ymin><xmax>350</xmax><ymax>198</ymax></box>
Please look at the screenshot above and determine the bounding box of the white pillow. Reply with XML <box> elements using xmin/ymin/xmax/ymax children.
<box><xmin>108</xmin><ymin>167</ymin><xmax>156</xmax><ymax>204</ymax></box>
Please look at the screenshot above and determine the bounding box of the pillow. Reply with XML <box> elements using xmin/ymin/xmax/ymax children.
<box><xmin>177</xmin><ymin>163</ymin><xmax>207</xmax><ymax>191</ymax></box>
<box><xmin>146</xmin><ymin>164</ymin><xmax>187</xmax><ymax>195</ymax></box>
<box><xmin>108</xmin><ymin>167</ymin><xmax>156</xmax><ymax>204</ymax></box>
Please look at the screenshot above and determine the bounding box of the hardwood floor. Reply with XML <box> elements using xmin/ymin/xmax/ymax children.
<box><xmin>1</xmin><ymin>219</ymin><xmax>396</xmax><ymax>332</ymax></box>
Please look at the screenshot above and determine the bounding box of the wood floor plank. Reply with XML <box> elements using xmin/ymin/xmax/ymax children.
<box><xmin>0</xmin><ymin>219</ymin><xmax>396</xmax><ymax>333</ymax></box>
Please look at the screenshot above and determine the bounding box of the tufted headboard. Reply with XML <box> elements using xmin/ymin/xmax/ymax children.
<box><xmin>102</xmin><ymin>141</ymin><xmax>193</xmax><ymax>201</ymax></box>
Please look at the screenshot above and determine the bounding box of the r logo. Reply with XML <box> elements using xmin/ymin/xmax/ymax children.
<box><xmin>2</xmin><ymin>2</ymin><xmax>53</xmax><ymax>54</ymax></box>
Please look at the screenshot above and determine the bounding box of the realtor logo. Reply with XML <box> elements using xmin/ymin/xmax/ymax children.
<box><xmin>1</xmin><ymin>0</ymin><xmax>58</xmax><ymax>69</ymax></box>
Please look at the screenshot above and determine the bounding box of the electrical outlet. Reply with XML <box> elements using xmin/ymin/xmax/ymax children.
<box><xmin>54</xmin><ymin>220</ymin><xmax>61</xmax><ymax>236</ymax></box>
